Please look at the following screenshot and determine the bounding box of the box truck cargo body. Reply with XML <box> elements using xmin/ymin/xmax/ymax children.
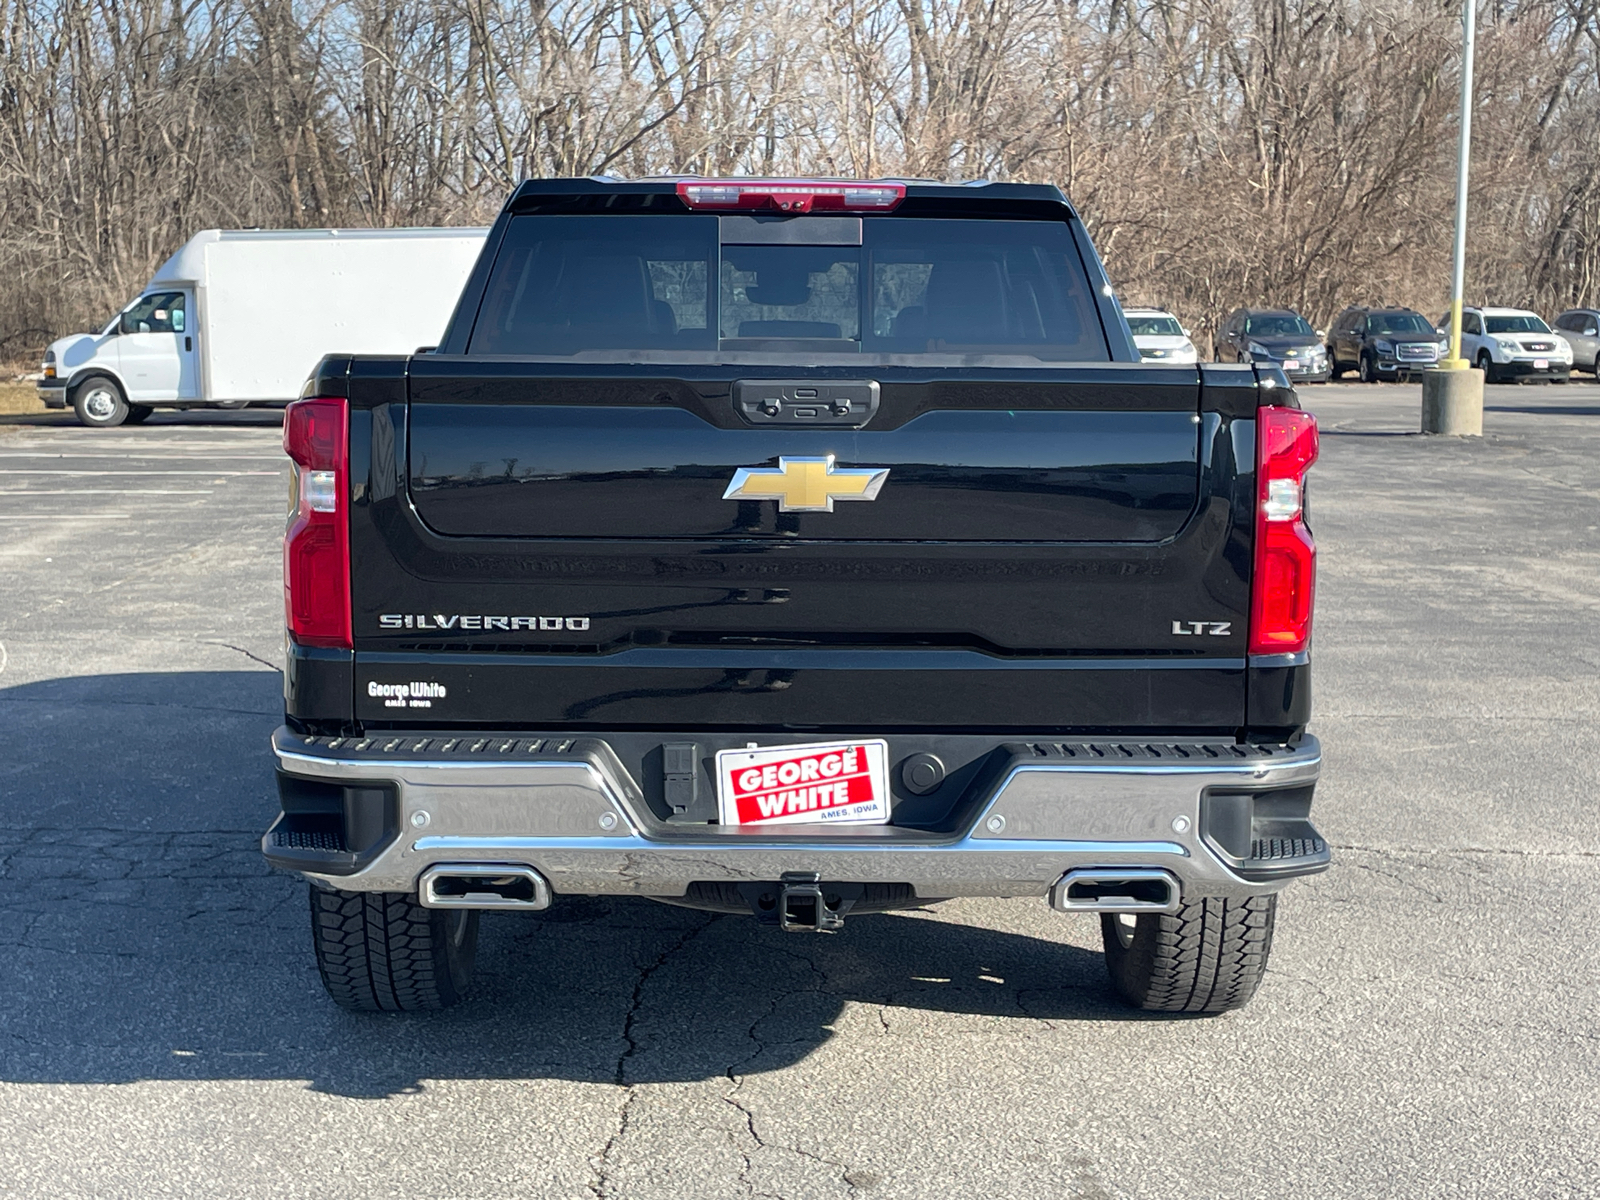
<box><xmin>38</xmin><ymin>228</ymin><xmax>489</xmax><ymax>426</ymax></box>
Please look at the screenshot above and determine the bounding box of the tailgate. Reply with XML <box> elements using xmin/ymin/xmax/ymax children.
<box><xmin>348</xmin><ymin>361</ymin><xmax>1256</xmax><ymax>731</ymax></box>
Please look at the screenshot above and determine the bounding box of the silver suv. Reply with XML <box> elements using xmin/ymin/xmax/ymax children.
<box><xmin>1553</xmin><ymin>309</ymin><xmax>1600</xmax><ymax>376</ymax></box>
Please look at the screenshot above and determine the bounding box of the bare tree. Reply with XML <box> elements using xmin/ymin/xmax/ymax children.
<box><xmin>1</xmin><ymin>0</ymin><xmax>1596</xmax><ymax>359</ymax></box>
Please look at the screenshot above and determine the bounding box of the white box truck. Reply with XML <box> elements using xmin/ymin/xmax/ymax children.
<box><xmin>37</xmin><ymin>227</ymin><xmax>489</xmax><ymax>426</ymax></box>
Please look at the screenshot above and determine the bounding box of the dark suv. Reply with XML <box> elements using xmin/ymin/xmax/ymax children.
<box><xmin>1327</xmin><ymin>306</ymin><xmax>1447</xmax><ymax>381</ymax></box>
<box><xmin>1217</xmin><ymin>308</ymin><xmax>1329</xmax><ymax>382</ymax></box>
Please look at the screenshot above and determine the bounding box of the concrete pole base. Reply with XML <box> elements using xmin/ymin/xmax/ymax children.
<box><xmin>1421</xmin><ymin>368</ymin><xmax>1484</xmax><ymax>436</ymax></box>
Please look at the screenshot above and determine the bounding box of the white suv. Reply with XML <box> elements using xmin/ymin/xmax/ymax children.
<box><xmin>1445</xmin><ymin>307</ymin><xmax>1573</xmax><ymax>383</ymax></box>
<box><xmin>1124</xmin><ymin>307</ymin><xmax>1199</xmax><ymax>364</ymax></box>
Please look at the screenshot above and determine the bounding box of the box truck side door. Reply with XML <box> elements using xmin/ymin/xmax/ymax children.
<box><xmin>115</xmin><ymin>290</ymin><xmax>197</xmax><ymax>401</ymax></box>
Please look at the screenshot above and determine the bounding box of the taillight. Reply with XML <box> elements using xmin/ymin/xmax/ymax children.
<box><xmin>1249</xmin><ymin>406</ymin><xmax>1318</xmax><ymax>655</ymax></box>
<box><xmin>283</xmin><ymin>396</ymin><xmax>350</xmax><ymax>649</ymax></box>
<box><xmin>676</xmin><ymin>179</ymin><xmax>905</xmax><ymax>213</ymax></box>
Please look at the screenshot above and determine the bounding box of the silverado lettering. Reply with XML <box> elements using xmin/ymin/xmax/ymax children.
<box><xmin>266</xmin><ymin>176</ymin><xmax>1328</xmax><ymax>1018</ymax></box>
<box><xmin>378</xmin><ymin>614</ymin><xmax>591</xmax><ymax>631</ymax></box>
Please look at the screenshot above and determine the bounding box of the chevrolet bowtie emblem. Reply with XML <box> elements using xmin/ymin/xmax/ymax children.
<box><xmin>722</xmin><ymin>456</ymin><xmax>890</xmax><ymax>513</ymax></box>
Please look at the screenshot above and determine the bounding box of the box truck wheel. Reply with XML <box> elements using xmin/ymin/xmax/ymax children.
<box><xmin>72</xmin><ymin>376</ymin><xmax>129</xmax><ymax>427</ymax></box>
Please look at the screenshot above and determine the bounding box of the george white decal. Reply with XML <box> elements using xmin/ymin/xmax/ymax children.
<box><xmin>366</xmin><ymin>680</ymin><xmax>447</xmax><ymax>708</ymax></box>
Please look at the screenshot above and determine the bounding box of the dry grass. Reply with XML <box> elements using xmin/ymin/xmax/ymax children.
<box><xmin>0</xmin><ymin>380</ymin><xmax>46</xmax><ymax>415</ymax></box>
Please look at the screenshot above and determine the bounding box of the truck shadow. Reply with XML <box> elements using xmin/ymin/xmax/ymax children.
<box><xmin>0</xmin><ymin>670</ymin><xmax>1156</xmax><ymax>1100</ymax></box>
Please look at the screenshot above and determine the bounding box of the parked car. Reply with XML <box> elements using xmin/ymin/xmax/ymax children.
<box><xmin>1123</xmin><ymin>306</ymin><xmax>1199</xmax><ymax>364</ymax></box>
<box><xmin>1326</xmin><ymin>306</ymin><xmax>1446</xmax><ymax>381</ymax></box>
<box><xmin>38</xmin><ymin>227</ymin><xmax>488</xmax><ymax>427</ymax></box>
<box><xmin>1552</xmin><ymin>308</ymin><xmax>1600</xmax><ymax>376</ymax></box>
<box><xmin>1217</xmin><ymin>308</ymin><xmax>1329</xmax><ymax>382</ymax></box>
<box><xmin>1440</xmin><ymin>306</ymin><xmax>1572</xmax><ymax>383</ymax></box>
<box><xmin>263</xmin><ymin>176</ymin><xmax>1326</xmax><ymax>1017</ymax></box>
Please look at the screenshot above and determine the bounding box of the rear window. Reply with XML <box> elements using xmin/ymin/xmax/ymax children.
<box><xmin>466</xmin><ymin>214</ymin><xmax>1108</xmax><ymax>363</ymax></box>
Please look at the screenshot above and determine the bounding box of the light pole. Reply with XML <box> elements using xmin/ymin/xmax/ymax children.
<box><xmin>1423</xmin><ymin>0</ymin><xmax>1484</xmax><ymax>434</ymax></box>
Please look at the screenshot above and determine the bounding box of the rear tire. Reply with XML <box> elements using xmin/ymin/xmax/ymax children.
<box><xmin>124</xmin><ymin>404</ymin><xmax>155</xmax><ymax>424</ymax></box>
<box><xmin>1327</xmin><ymin>348</ymin><xmax>1345</xmax><ymax>380</ymax></box>
<box><xmin>1101</xmin><ymin>894</ymin><xmax>1276</xmax><ymax>1015</ymax></box>
<box><xmin>72</xmin><ymin>375</ymin><xmax>128</xmax><ymax>427</ymax></box>
<box><xmin>309</xmin><ymin>886</ymin><xmax>479</xmax><ymax>1012</ymax></box>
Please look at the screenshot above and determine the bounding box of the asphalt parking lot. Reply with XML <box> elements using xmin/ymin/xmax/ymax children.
<box><xmin>1</xmin><ymin>383</ymin><xmax>1596</xmax><ymax>1199</ymax></box>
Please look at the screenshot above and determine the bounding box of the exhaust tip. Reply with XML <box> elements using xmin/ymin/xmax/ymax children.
<box><xmin>1049</xmin><ymin>868</ymin><xmax>1181</xmax><ymax>914</ymax></box>
<box><xmin>420</xmin><ymin>864</ymin><xmax>552</xmax><ymax>910</ymax></box>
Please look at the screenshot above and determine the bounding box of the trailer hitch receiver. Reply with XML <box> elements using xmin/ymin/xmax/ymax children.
<box><xmin>778</xmin><ymin>871</ymin><xmax>846</xmax><ymax>932</ymax></box>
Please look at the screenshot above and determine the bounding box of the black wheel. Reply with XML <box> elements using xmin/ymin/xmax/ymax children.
<box><xmin>1477</xmin><ymin>351</ymin><xmax>1496</xmax><ymax>383</ymax></box>
<box><xmin>124</xmin><ymin>404</ymin><xmax>156</xmax><ymax>424</ymax></box>
<box><xmin>309</xmin><ymin>886</ymin><xmax>479</xmax><ymax>1011</ymax></box>
<box><xmin>1101</xmin><ymin>894</ymin><xmax>1277</xmax><ymax>1015</ymax></box>
<box><xmin>1326</xmin><ymin>348</ymin><xmax>1345</xmax><ymax>379</ymax></box>
<box><xmin>1358</xmin><ymin>352</ymin><xmax>1378</xmax><ymax>383</ymax></box>
<box><xmin>71</xmin><ymin>375</ymin><xmax>129</xmax><ymax>427</ymax></box>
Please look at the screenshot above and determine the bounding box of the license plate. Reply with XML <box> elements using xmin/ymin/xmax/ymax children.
<box><xmin>716</xmin><ymin>740</ymin><xmax>891</xmax><ymax>827</ymax></box>
<box><xmin>1534</xmin><ymin>359</ymin><xmax>1549</xmax><ymax>370</ymax></box>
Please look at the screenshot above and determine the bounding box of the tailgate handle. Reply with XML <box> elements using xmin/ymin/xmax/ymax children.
<box><xmin>733</xmin><ymin>380</ymin><xmax>879</xmax><ymax>428</ymax></box>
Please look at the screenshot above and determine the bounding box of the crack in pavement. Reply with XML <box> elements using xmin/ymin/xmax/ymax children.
<box><xmin>587</xmin><ymin>913</ymin><xmax>720</xmax><ymax>1200</ymax></box>
<box><xmin>716</xmin><ymin>938</ymin><xmax>862</xmax><ymax>1198</ymax></box>
<box><xmin>1335</xmin><ymin>858</ymin><xmax>1446</xmax><ymax>904</ymax></box>
<box><xmin>201</xmin><ymin>640</ymin><xmax>282</xmax><ymax>673</ymax></box>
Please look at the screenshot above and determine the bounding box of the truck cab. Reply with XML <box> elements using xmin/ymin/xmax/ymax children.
<box><xmin>40</xmin><ymin>289</ymin><xmax>201</xmax><ymax>425</ymax></box>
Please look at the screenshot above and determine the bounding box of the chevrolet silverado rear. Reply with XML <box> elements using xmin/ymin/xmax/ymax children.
<box><xmin>263</xmin><ymin>177</ymin><xmax>1327</xmax><ymax>1014</ymax></box>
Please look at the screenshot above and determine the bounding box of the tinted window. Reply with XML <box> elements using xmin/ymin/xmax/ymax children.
<box><xmin>470</xmin><ymin>215</ymin><xmax>716</xmax><ymax>355</ymax></box>
<box><xmin>1366</xmin><ymin>312</ymin><xmax>1432</xmax><ymax>335</ymax></box>
<box><xmin>468</xmin><ymin>214</ymin><xmax>1107</xmax><ymax>362</ymax></box>
<box><xmin>1462</xmin><ymin>312</ymin><xmax>1482</xmax><ymax>335</ymax></box>
<box><xmin>866</xmin><ymin>220</ymin><xmax>1104</xmax><ymax>357</ymax></box>
<box><xmin>722</xmin><ymin>245</ymin><xmax>858</xmax><ymax>343</ymax></box>
<box><xmin>1246</xmin><ymin>313</ymin><xmax>1314</xmax><ymax>336</ymax></box>
<box><xmin>1484</xmin><ymin>314</ymin><xmax>1551</xmax><ymax>334</ymax></box>
<box><xmin>1126</xmin><ymin>314</ymin><xmax>1183</xmax><ymax>336</ymax></box>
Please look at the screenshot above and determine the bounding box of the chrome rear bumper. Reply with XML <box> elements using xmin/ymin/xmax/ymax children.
<box><xmin>266</xmin><ymin>727</ymin><xmax>1325</xmax><ymax>902</ymax></box>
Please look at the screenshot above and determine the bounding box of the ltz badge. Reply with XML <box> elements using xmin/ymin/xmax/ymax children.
<box><xmin>722</xmin><ymin>456</ymin><xmax>889</xmax><ymax>513</ymax></box>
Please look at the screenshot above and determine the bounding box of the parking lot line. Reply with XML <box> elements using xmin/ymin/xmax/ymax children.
<box><xmin>0</xmin><ymin>455</ymin><xmax>283</xmax><ymax>463</ymax></box>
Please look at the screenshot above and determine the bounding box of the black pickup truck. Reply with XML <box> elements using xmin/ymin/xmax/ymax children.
<box><xmin>265</xmin><ymin>177</ymin><xmax>1327</xmax><ymax>1016</ymax></box>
